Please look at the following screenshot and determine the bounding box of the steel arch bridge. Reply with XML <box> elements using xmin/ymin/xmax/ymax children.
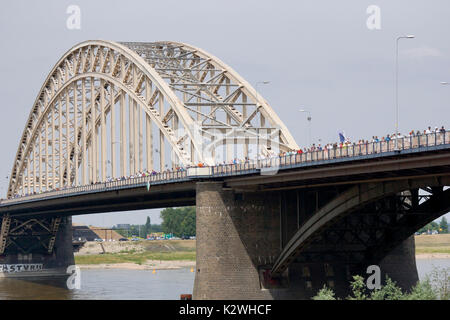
<box><xmin>7</xmin><ymin>40</ymin><xmax>299</xmax><ymax>198</ymax></box>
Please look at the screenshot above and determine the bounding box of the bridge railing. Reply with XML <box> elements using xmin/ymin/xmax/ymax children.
<box><xmin>2</xmin><ymin>169</ymin><xmax>188</xmax><ymax>204</ymax></box>
<box><xmin>2</xmin><ymin>131</ymin><xmax>449</xmax><ymax>204</ymax></box>
<box><xmin>210</xmin><ymin>131</ymin><xmax>449</xmax><ymax>175</ymax></box>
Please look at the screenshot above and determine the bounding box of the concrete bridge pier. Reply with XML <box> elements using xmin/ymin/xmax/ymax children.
<box><xmin>194</xmin><ymin>181</ymin><xmax>325</xmax><ymax>299</ymax></box>
<box><xmin>193</xmin><ymin>181</ymin><xmax>419</xmax><ymax>300</ymax></box>
<box><xmin>378</xmin><ymin>236</ymin><xmax>418</xmax><ymax>290</ymax></box>
<box><xmin>0</xmin><ymin>215</ymin><xmax>74</xmax><ymax>283</ymax></box>
<box><xmin>193</xmin><ymin>181</ymin><xmax>285</xmax><ymax>299</ymax></box>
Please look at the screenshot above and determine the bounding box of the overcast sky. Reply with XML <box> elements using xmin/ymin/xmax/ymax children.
<box><xmin>1</xmin><ymin>0</ymin><xmax>449</xmax><ymax>226</ymax></box>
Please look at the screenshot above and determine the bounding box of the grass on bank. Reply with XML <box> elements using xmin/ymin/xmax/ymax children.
<box><xmin>75</xmin><ymin>240</ymin><xmax>196</xmax><ymax>265</ymax></box>
<box><xmin>75</xmin><ymin>251</ymin><xmax>196</xmax><ymax>265</ymax></box>
<box><xmin>415</xmin><ymin>247</ymin><xmax>450</xmax><ymax>254</ymax></box>
<box><xmin>75</xmin><ymin>234</ymin><xmax>450</xmax><ymax>265</ymax></box>
<box><xmin>142</xmin><ymin>239</ymin><xmax>196</xmax><ymax>252</ymax></box>
<box><xmin>414</xmin><ymin>234</ymin><xmax>450</xmax><ymax>254</ymax></box>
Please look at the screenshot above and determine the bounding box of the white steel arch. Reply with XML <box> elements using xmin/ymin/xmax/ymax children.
<box><xmin>7</xmin><ymin>40</ymin><xmax>299</xmax><ymax>198</ymax></box>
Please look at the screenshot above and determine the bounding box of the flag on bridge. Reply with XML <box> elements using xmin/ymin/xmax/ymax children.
<box><xmin>338</xmin><ymin>131</ymin><xmax>347</xmax><ymax>143</ymax></box>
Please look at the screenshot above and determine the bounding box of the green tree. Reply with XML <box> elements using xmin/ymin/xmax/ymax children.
<box><xmin>418</xmin><ymin>221</ymin><xmax>440</xmax><ymax>234</ymax></box>
<box><xmin>312</xmin><ymin>285</ymin><xmax>336</xmax><ymax>300</ymax></box>
<box><xmin>160</xmin><ymin>207</ymin><xmax>196</xmax><ymax>237</ymax></box>
<box><xmin>405</xmin><ymin>279</ymin><xmax>436</xmax><ymax>300</ymax></box>
<box><xmin>439</xmin><ymin>217</ymin><xmax>448</xmax><ymax>234</ymax></box>
<box><xmin>370</xmin><ymin>277</ymin><xmax>404</xmax><ymax>300</ymax></box>
<box><xmin>312</xmin><ymin>269</ymin><xmax>449</xmax><ymax>300</ymax></box>
<box><xmin>150</xmin><ymin>224</ymin><xmax>162</xmax><ymax>233</ymax></box>
<box><xmin>180</xmin><ymin>207</ymin><xmax>196</xmax><ymax>237</ymax></box>
<box><xmin>145</xmin><ymin>216</ymin><xmax>152</xmax><ymax>238</ymax></box>
<box><xmin>347</xmin><ymin>275</ymin><xmax>368</xmax><ymax>300</ymax></box>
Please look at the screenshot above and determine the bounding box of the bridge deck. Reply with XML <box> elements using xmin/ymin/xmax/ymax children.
<box><xmin>1</xmin><ymin>132</ymin><xmax>450</xmax><ymax>215</ymax></box>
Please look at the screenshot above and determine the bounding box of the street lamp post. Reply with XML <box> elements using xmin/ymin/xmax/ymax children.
<box><xmin>299</xmin><ymin>109</ymin><xmax>312</xmax><ymax>147</ymax></box>
<box><xmin>395</xmin><ymin>35</ymin><xmax>415</xmax><ymax>150</ymax></box>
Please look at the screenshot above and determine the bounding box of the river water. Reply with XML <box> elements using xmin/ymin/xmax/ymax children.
<box><xmin>0</xmin><ymin>259</ymin><xmax>448</xmax><ymax>300</ymax></box>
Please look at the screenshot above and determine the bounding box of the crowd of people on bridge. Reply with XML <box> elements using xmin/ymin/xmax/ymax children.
<box><xmin>2</xmin><ymin>125</ymin><xmax>447</xmax><ymax>201</ymax></box>
<box><xmin>276</xmin><ymin>125</ymin><xmax>447</xmax><ymax>157</ymax></box>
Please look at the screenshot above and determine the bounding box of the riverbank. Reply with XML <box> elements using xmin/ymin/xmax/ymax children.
<box><xmin>74</xmin><ymin>235</ymin><xmax>450</xmax><ymax>270</ymax></box>
<box><xmin>75</xmin><ymin>239</ymin><xmax>196</xmax><ymax>270</ymax></box>
<box><xmin>77</xmin><ymin>260</ymin><xmax>195</xmax><ymax>270</ymax></box>
<box><xmin>416</xmin><ymin>253</ymin><xmax>450</xmax><ymax>259</ymax></box>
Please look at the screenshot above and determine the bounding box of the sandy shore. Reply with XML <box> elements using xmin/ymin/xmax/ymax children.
<box><xmin>415</xmin><ymin>253</ymin><xmax>450</xmax><ymax>259</ymax></box>
<box><xmin>77</xmin><ymin>260</ymin><xmax>195</xmax><ymax>270</ymax></box>
<box><xmin>76</xmin><ymin>254</ymin><xmax>449</xmax><ymax>270</ymax></box>
<box><xmin>74</xmin><ymin>239</ymin><xmax>449</xmax><ymax>270</ymax></box>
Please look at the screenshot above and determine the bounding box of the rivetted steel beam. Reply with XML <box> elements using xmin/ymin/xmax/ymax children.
<box><xmin>0</xmin><ymin>214</ymin><xmax>11</xmax><ymax>255</ymax></box>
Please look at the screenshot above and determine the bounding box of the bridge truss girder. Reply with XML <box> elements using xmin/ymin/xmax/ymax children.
<box><xmin>271</xmin><ymin>175</ymin><xmax>450</xmax><ymax>276</ymax></box>
<box><xmin>7</xmin><ymin>40</ymin><xmax>299</xmax><ymax>198</ymax></box>
<box><xmin>0</xmin><ymin>215</ymin><xmax>61</xmax><ymax>255</ymax></box>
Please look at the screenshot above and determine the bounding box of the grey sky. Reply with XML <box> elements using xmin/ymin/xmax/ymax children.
<box><xmin>1</xmin><ymin>0</ymin><xmax>449</xmax><ymax>227</ymax></box>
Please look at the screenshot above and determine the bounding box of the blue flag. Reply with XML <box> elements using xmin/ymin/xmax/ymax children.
<box><xmin>338</xmin><ymin>131</ymin><xmax>346</xmax><ymax>143</ymax></box>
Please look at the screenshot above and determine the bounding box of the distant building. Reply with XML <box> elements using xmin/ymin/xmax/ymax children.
<box><xmin>116</xmin><ymin>224</ymin><xmax>131</xmax><ymax>230</ymax></box>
